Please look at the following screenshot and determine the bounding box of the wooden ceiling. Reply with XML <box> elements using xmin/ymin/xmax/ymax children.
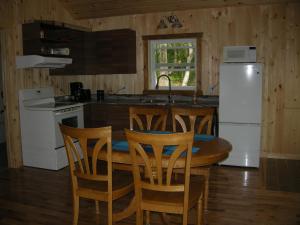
<box><xmin>59</xmin><ymin>0</ymin><xmax>298</xmax><ymax>19</ymax></box>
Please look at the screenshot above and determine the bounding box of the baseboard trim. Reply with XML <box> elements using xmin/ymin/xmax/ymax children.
<box><xmin>261</xmin><ymin>152</ymin><xmax>300</xmax><ymax>160</ymax></box>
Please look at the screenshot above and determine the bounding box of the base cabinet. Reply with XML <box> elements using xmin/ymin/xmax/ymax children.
<box><xmin>84</xmin><ymin>104</ymin><xmax>130</xmax><ymax>130</ymax></box>
<box><xmin>84</xmin><ymin>103</ymin><xmax>218</xmax><ymax>134</ymax></box>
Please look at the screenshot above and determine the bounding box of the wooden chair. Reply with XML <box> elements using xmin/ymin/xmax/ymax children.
<box><xmin>129</xmin><ymin>106</ymin><xmax>168</xmax><ymax>131</ymax></box>
<box><xmin>171</xmin><ymin>107</ymin><xmax>215</xmax><ymax>209</ymax></box>
<box><xmin>59</xmin><ymin>124</ymin><xmax>133</xmax><ymax>225</ymax></box>
<box><xmin>113</xmin><ymin>106</ymin><xmax>168</xmax><ymax>172</ymax></box>
<box><xmin>125</xmin><ymin>129</ymin><xmax>205</xmax><ymax>225</ymax></box>
<box><xmin>171</xmin><ymin>107</ymin><xmax>215</xmax><ymax>135</ymax></box>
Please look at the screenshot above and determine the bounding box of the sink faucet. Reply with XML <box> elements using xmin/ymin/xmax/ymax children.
<box><xmin>155</xmin><ymin>75</ymin><xmax>172</xmax><ymax>103</ymax></box>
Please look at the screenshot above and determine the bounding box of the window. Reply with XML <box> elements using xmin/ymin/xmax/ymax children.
<box><xmin>143</xmin><ymin>33</ymin><xmax>201</xmax><ymax>92</ymax></box>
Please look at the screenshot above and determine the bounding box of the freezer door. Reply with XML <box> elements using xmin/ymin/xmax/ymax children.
<box><xmin>219</xmin><ymin>123</ymin><xmax>261</xmax><ymax>167</ymax></box>
<box><xmin>219</xmin><ymin>63</ymin><xmax>262</xmax><ymax>124</ymax></box>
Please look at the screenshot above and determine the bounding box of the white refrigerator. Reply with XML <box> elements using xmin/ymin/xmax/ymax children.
<box><xmin>219</xmin><ymin>63</ymin><xmax>262</xmax><ymax>167</ymax></box>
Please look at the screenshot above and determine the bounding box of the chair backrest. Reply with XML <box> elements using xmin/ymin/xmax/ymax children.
<box><xmin>129</xmin><ymin>106</ymin><xmax>168</xmax><ymax>131</ymax></box>
<box><xmin>171</xmin><ymin>107</ymin><xmax>214</xmax><ymax>135</ymax></box>
<box><xmin>59</xmin><ymin>124</ymin><xmax>112</xmax><ymax>193</ymax></box>
<box><xmin>125</xmin><ymin>129</ymin><xmax>194</xmax><ymax>208</ymax></box>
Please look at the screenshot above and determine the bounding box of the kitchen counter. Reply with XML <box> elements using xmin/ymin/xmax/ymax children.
<box><xmin>81</xmin><ymin>94</ymin><xmax>219</xmax><ymax>135</ymax></box>
<box><xmin>86</xmin><ymin>94</ymin><xmax>219</xmax><ymax>108</ymax></box>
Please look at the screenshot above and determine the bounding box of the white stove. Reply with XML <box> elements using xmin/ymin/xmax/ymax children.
<box><xmin>19</xmin><ymin>87</ymin><xmax>84</xmax><ymax>170</ymax></box>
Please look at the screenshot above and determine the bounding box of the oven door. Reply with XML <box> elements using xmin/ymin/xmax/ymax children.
<box><xmin>54</xmin><ymin>106</ymin><xmax>84</xmax><ymax>149</ymax></box>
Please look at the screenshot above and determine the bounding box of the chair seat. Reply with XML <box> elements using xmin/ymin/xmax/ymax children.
<box><xmin>141</xmin><ymin>176</ymin><xmax>204</xmax><ymax>214</ymax></box>
<box><xmin>77</xmin><ymin>170</ymin><xmax>133</xmax><ymax>201</ymax></box>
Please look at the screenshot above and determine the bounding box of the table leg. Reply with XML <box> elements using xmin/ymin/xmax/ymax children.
<box><xmin>174</xmin><ymin>166</ymin><xmax>210</xmax><ymax>209</ymax></box>
<box><xmin>201</xmin><ymin>168</ymin><xmax>210</xmax><ymax>210</ymax></box>
<box><xmin>191</xmin><ymin>167</ymin><xmax>210</xmax><ymax>210</ymax></box>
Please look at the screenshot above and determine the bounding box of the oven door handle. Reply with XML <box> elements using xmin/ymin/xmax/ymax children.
<box><xmin>54</xmin><ymin>108</ymin><xmax>82</xmax><ymax>116</ymax></box>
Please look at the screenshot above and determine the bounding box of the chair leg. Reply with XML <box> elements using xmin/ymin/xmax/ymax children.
<box><xmin>197</xmin><ymin>196</ymin><xmax>204</xmax><ymax>225</ymax></box>
<box><xmin>95</xmin><ymin>200</ymin><xmax>100</xmax><ymax>214</ymax></box>
<box><xmin>204</xmin><ymin>172</ymin><xmax>209</xmax><ymax>210</ymax></box>
<box><xmin>72</xmin><ymin>196</ymin><xmax>79</xmax><ymax>225</ymax></box>
<box><xmin>108</xmin><ymin>200</ymin><xmax>113</xmax><ymax>225</ymax></box>
<box><xmin>182</xmin><ymin>212</ymin><xmax>188</xmax><ymax>225</ymax></box>
<box><xmin>161</xmin><ymin>213</ymin><xmax>170</xmax><ymax>225</ymax></box>
<box><xmin>146</xmin><ymin>210</ymin><xmax>150</xmax><ymax>225</ymax></box>
<box><xmin>136</xmin><ymin>208</ymin><xmax>143</xmax><ymax>225</ymax></box>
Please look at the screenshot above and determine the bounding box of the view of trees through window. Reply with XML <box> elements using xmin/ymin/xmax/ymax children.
<box><xmin>150</xmin><ymin>39</ymin><xmax>196</xmax><ymax>89</ymax></box>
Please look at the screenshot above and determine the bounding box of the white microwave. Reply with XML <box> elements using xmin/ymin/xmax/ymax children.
<box><xmin>223</xmin><ymin>46</ymin><xmax>256</xmax><ymax>63</ymax></box>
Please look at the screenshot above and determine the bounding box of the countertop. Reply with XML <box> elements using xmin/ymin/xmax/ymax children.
<box><xmin>56</xmin><ymin>94</ymin><xmax>219</xmax><ymax>108</ymax></box>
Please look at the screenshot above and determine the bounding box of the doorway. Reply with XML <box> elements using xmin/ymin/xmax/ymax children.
<box><xmin>0</xmin><ymin>36</ymin><xmax>7</xmax><ymax>169</ymax></box>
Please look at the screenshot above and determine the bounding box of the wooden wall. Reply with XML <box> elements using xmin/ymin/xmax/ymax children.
<box><xmin>87</xmin><ymin>3</ymin><xmax>300</xmax><ymax>160</ymax></box>
<box><xmin>0</xmin><ymin>0</ymin><xmax>299</xmax><ymax>167</ymax></box>
<box><xmin>0</xmin><ymin>0</ymin><xmax>90</xmax><ymax>168</ymax></box>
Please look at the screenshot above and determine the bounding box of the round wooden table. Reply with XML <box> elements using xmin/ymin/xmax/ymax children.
<box><xmin>93</xmin><ymin>132</ymin><xmax>232</xmax><ymax>222</ymax></box>
<box><xmin>104</xmin><ymin>135</ymin><xmax>231</xmax><ymax>168</ymax></box>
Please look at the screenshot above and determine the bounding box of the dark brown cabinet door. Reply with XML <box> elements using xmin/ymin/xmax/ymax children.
<box><xmin>84</xmin><ymin>104</ymin><xmax>130</xmax><ymax>130</ymax></box>
<box><xmin>85</xmin><ymin>29</ymin><xmax>136</xmax><ymax>75</ymax></box>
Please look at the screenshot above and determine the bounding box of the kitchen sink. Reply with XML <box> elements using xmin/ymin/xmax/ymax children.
<box><xmin>170</xmin><ymin>99</ymin><xmax>193</xmax><ymax>104</ymax></box>
<box><xmin>140</xmin><ymin>99</ymin><xmax>168</xmax><ymax>104</ymax></box>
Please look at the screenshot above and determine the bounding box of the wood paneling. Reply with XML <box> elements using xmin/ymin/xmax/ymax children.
<box><xmin>89</xmin><ymin>4</ymin><xmax>300</xmax><ymax>159</ymax></box>
<box><xmin>0</xmin><ymin>0</ymin><xmax>299</xmax><ymax>168</ymax></box>
<box><xmin>0</xmin><ymin>0</ymin><xmax>91</xmax><ymax>168</ymax></box>
<box><xmin>0</xmin><ymin>0</ymin><xmax>15</xmax><ymax>28</ymax></box>
<box><xmin>58</xmin><ymin>0</ymin><xmax>299</xmax><ymax>19</ymax></box>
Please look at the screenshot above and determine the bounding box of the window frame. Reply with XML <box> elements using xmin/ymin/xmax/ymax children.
<box><xmin>143</xmin><ymin>33</ymin><xmax>202</xmax><ymax>95</ymax></box>
<box><xmin>149</xmin><ymin>38</ymin><xmax>197</xmax><ymax>90</ymax></box>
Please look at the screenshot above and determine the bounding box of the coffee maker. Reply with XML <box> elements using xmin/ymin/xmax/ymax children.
<box><xmin>70</xmin><ymin>82</ymin><xmax>83</xmax><ymax>101</ymax></box>
<box><xmin>70</xmin><ymin>82</ymin><xmax>91</xmax><ymax>102</ymax></box>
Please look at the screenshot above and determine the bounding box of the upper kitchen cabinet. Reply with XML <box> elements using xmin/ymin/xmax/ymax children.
<box><xmin>22</xmin><ymin>21</ymin><xmax>136</xmax><ymax>75</ymax></box>
<box><xmin>49</xmin><ymin>27</ymin><xmax>85</xmax><ymax>75</ymax></box>
<box><xmin>22</xmin><ymin>21</ymin><xmax>86</xmax><ymax>74</ymax></box>
<box><xmin>85</xmin><ymin>29</ymin><xmax>136</xmax><ymax>74</ymax></box>
<box><xmin>23</xmin><ymin>22</ymin><xmax>83</xmax><ymax>57</ymax></box>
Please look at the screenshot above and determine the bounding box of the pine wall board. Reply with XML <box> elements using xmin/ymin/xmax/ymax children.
<box><xmin>87</xmin><ymin>3</ymin><xmax>300</xmax><ymax>159</ymax></box>
<box><xmin>0</xmin><ymin>0</ymin><xmax>90</xmax><ymax>168</ymax></box>
<box><xmin>0</xmin><ymin>0</ymin><xmax>299</xmax><ymax>167</ymax></box>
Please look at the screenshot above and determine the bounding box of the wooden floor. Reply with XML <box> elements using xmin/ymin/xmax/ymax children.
<box><xmin>0</xmin><ymin>159</ymin><xmax>299</xmax><ymax>225</ymax></box>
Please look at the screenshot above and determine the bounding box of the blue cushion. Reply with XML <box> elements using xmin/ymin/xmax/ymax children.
<box><xmin>112</xmin><ymin>140</ymin><xmax>199</xmax><ymax>155</ymax></box>
<box><xmin>112</xmin><ymin>131</ymin><xmax>212</xmax><ymax>154</ymax></box>
<box><xmin>163</xmin><ymin>145</ymin><xmax>200</xmax><ymax>155</ymax></box>
<box><xmin>144</xmin><ymin>130</ymin><xmax>215</xmax><ymax>142</ymax></box>
<box><xmin>194</xmin><ymin>134</ymin><xmax>215</xmax><ymax>142</ymax></box>
<box><xmin>112</xmin><ymin>140</ymin><xmax>129</xmax><ymax>151</ymax></box>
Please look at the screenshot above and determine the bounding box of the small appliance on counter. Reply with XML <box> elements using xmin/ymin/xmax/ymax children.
<box><xmin>70</xmin><ymin>82</ymin><xmax>83</xmax><ymax>100</ymax></box>
<box><xmin>80</xmin><ymin>89</ymin><xmax>91</xmax><ymax>102</ymax></box>
<box><xmin>70</xmin><ymin>82</ymin><xmax>91</xmax><ymax>102</ymax></box>
<box><xmin>97</xmin><ymin>90</ymin><xmax>105</xmax><ymax>101</ymax></box>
